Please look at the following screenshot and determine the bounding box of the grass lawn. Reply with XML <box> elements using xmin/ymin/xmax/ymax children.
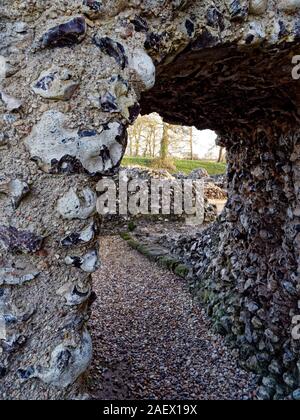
<box><xmin>121</xmin><ymin>156</ymin><xmax>227</xmax><ymax>176</ymax></box>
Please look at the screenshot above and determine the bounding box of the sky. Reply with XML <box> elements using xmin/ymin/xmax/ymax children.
<box><xmin>192</xmin><ymin>128</ymin><xmax>219</xmax><ymax>159</ymax></box>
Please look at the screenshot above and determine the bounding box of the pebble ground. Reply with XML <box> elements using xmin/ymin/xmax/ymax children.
<box><xmin>88</xmin><ymin>236</ymin><xmax>258</xmax><ymax>400</ymax></box>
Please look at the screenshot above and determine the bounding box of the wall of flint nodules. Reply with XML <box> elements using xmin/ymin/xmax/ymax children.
<box><xmin>0</xmin><ymin>0</ymin><xmax>300</xmax><ymax>400</ymax></box>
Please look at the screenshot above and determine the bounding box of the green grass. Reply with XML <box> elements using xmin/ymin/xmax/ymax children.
<box><xmin>121</xmin><ymin>156</ymin><xmax>226</xmax><ymax>176</ymax></box>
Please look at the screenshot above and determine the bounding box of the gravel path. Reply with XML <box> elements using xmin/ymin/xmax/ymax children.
<box><xmin>88</xmin><ymin>236</ymin><xmax>258</xmax><ymax>400</ymax></box>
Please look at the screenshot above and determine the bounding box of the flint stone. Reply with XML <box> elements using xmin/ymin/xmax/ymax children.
<box><xmin>61</xmin><ymin>222</ymin><xmax>98</xmax><ymax>247</ymax></box>
<box><xmin>226</xmin><ymin>0</ymin><xmax>249</xmax><ymax>21</ymax></box>
<box><xmin>0</xmin><ymin>91</ymin><xmax>22</xmax><ymax>112</ymax></box>
<box><xmin>25</xmin><ymin>111</ymin><xmax>127</xmax><ymax>175</ymax></box>
<box><xmin>82</xmin><ymin>0</ymin><xmax>103</xmax><ymax>18</ymax></box>
<box><xmin>65</xmin><ymin>249</ymin><xmax>100</xmax><ymax>273</ymax></box>
<box><xmin>93</xmin><ymin>35</ymin><xmax>128</xmax><ymax>69</ymax></box>
<box><xmin>249</xmin><ymin>0</ymin><xmax>268</xmax><ymax>15</ymax></box>
<box><xmin>0</xmin><ymin>178</ymin><xmax>30</xmax><ymax>209</ymax></box>
<box><xmin>56</xmin><ymin>187</ymin><xmax>97</xmax><ymax>220</ymax></box>
<box><xmin>278</xmin><ymin>0</ymin><xmax>300</xmax><ymax>13</ymax></box>
<box><xmin>0</xmin><ymin>366</ymin><xmax>7</xmax><ymax>378</ymax></box>
<box><xmin>57</xmin><ymin>282</ymin><xmax>92</xmax><ymax>306</ymax></box>
<box><xmin>32</xmin><ymin>67</ymin><xmax>79</xmax><ymax>100</ymax></box>
<box><xmin>0</xmin><ymin>264</ymin><xmax>39</xmax><ymax>286</ymax></box>
<box><xmin>0</xmin><ymin>226</ymin><xmax>43</xmax><ymax>254</ymax></box>
<box><xmin>293</xmin><ymin>389</ymin><xmax>300</xmax><ymax>400</ymax></box>
<box><xmin>18</xmin><ymin>330</ymin><xmax>92</xmax><ymax>388</ymax></box>
<box><xmin>99</xmin><ymin>75</ymin><xmax>137</xmax><ymax>120</ymax></box>
<box><xmin>39</xmin><ymin>16</ymin><xmax>87</xmax><ymax>48</ymax></box>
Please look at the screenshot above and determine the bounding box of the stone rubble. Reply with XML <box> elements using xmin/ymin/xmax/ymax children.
<box><xmin>98</xmin><ymin>166</ymin><xmax>221</xmax><ymax>232</ymax></box>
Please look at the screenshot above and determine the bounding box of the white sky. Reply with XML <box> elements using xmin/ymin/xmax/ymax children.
<box><xmin>193</xmin><ymin>128</ymin><xmax>219</xmax><ymax>159</ymax></box>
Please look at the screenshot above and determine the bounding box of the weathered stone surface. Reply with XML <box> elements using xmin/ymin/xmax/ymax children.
<box><xmin>249</xmin><ymin>0</ymin><xmax>268</xmax><ymax>15</ymax></box>
<box><xmin>18</xmin><ymin>330</ymin><xmax>92</xmax><ymax>388</ymax></box>
<box><xmin>278</xmin><ymin>0</ymin><xmax>300</xmax><ymax>14</ymax></box>
<box><xmin>32</xmin><ymin>67</ymin><xmax>79</xmax><ymax>100</ymax></box>
<box><xmin>0</xmin><ymin>264</ymin><xmax>39</xmax><ymax>286</ymax></box>
<box><xmin>0</xmin><ymin>178</ymin><xmax>30</xmax><ymax>209</ymax></box>
<box><xmin>98</xmin><ymin>75</ymin><xmax>137</xmax><ymax>121</ymax></box>
<box><xmin>65</xmin><ymin>249</ymin><xmax>100</xmax><ymax>273</ymax></box>
<box><xmin>161</xmin><ymin>130</ymin><xmax>300</xmax><ymax>399</ymax></box>
<box><xmin>38</xmin><ymin>16</ymin><xmax>87</xmax><ymax>49</ymax></box>
<box><xmin>0</xmin><ymin>91</ymin><xmax>22</xmax><ymax>112</ymax></box>
<box><xmin>57</xmin><ymin>281</ymin><xmax>92</xmax><ymax>306</ymax></box>
<box><xmin>0</xmin><ymin>226</ymin><xmax>43</xmax><ymax>254</ymax></box>
<box><xmin>56</xmin><ymin>187</ymin><xmax>97</xmax><ymax>220</ymax></box>
<box><xmin>60</xmin><ymin>222</ymin><xmax>98</xmax><ymax>247</ymax></box>
<box><xmin>93</xmin><ymin>36</ymin><xmax>128</xmax><ymax>69</ymax></box>
<box><xmin>25</xmin><ymin>111</ymin><xmax>127</xmax><ymax>175</ymax></box>
<box><xmin>128</xmin><ymin>48</ymin><xmax>156</xmax><ymax>90</ymax></box>
<box><xmin>2</xmin><ymin>0</ymin><xmax>300</xmax><ymax>401</ymax></box>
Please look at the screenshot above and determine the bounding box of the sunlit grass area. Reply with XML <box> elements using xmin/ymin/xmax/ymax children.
<box><xmin>121</xmin><ymin>156</ymin><xmax>227</xmax><ymax>176</ymax></box>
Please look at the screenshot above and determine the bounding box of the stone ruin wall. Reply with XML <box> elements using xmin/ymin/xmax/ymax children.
<box><xmin>0</xmin><ymin>0</ymin><xmax>300</xmax><ymax>400</ymax></box>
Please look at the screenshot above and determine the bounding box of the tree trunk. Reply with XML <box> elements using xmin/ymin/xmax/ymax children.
<box><xmin>129</xmin><ymin>135</ymin><xmax>133</xmax><ymax>157</ymax></box>
<box><xmin>160</xmin><ymin>122</ymin><xmax>170</xmax><ymax>162</ymax></box>
<box><xmin>190</xmin><ymin>127</ymin><xmax>194</xmax><ymax>160</ymax></box>
<box><xmin>218</xmin><ymin>147</ymin><xmax>225</xmax><ymax>162</ymax></box>
<box><xmin>135</xmin><ymin>125</ymin><xmax>142</xmax><ymax>157</ymax></box>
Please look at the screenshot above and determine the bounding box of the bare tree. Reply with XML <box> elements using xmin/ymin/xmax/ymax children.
<box><xmin>190</xmin><ymin>126</ymin><xmax>194</xmax><ymax>160</ymax></box>
<box><xmin>218</xmin><ymin>147</ymin><xmax>226</xmax><ymax>162</ymax></box>
<box><xmin>160</xmin><ymin>122</ymin><xmax>170</xmax><ymax>161</ymax></box>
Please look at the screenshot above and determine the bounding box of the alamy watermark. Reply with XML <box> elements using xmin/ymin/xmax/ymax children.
<box><xmin>287</xmin><ymin>58</ymin><xmax>300</xmax><ymax>340</ymax></box>
<box><xmin>0</xmin><ymin>315</ymin><xmax>7</xmax><ymax>342</ymax></box>
<box><xmin>292</xmin><ymin>56</ymin><xmax>300</xmax><ymax>80</ymax></box>
<box><xmin>96</xmin><ymin>171</ymin><xmax>205</xmax><ymax>225</ymax></box>
<box><xmin>0</xmin><ymin>56</ymin><xmax>6</xmax><ymax>81</ymax></box>
<box><xmin>292</xmin><ymin>316</ymin><xmax>300</xmax><ymax>340</ymax></box>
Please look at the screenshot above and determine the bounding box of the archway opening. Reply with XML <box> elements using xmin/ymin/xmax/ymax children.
<box><xmin>125</xmin><ymin>39</ymin><xmax>300</xmax><ymax>400</ymax></box>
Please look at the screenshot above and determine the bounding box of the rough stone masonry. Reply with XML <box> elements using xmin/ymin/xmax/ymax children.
<box><xmin>0</xmin><ymin>0</ymin><xmax>300</xmax><ymax>400</ymax></box>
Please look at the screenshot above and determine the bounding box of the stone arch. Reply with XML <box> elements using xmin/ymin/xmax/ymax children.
<box><xmin>139</xmin><ymin>42</ymin><xmax>300</xmax><ymax>399</ymax></box>
<box><xmin>0</xmin><ymin>0</ymin><xmax>300</xmax><ymax>400</ymax></box>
